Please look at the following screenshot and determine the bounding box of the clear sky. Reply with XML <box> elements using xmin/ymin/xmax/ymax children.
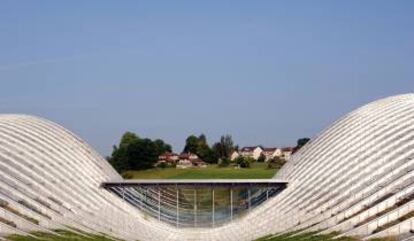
<box><xmin>0</xmin><ymin>1</ymin><xmax>413</xmax><ymax>156</ymax></box>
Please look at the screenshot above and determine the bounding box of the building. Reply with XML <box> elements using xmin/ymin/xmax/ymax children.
<box><xmin>0</xmin><ymin>94</ymin><xmax>414</xmax><ymax>241</ymax></box>
<box><xmin>176</xmin><ymin>159</ymin><xmax>193</xmax><ymax>168</ymax></box>
<box><xmin>156</xmin><ymin>152</ymin><xmax>179</xmax><ymax>166</ymax></box>
<box><xmin>178</xmin><ymin>152</ymin><xmax>199</xmax><ymax>160</ymax></box>
<box><xmin>176</xmin><ymin>152</ymin><xmax>207</xmax><ymax>168</ymax></box>
<box><xmin>230</xmin><ymin>150</ymin><xmax>239</xmax><ymax>161</ymax></box>
<box><xmin>239</xmin><ymin>146</ymin><xmax>263</xmax><ymax>160</ymax></box>
<box><xmin>261</xmin><ymin>147</ymin><xmax>282</xmax><ymax>161</ymax></box>
<box><xmin>159</xmin><ymin>152</ymin><xmax>179</xmax><ymax>162</ymax></box>
<box><xmin>281</xmin><ymin>147</ymin><xmax>294</xmax><ymax>160</ymax></box>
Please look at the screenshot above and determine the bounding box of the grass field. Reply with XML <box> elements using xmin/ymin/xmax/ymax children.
<box><xmin>122</xmin><ymin>162</ymin><xmax>277</xmax><ymax>179</ymax></box>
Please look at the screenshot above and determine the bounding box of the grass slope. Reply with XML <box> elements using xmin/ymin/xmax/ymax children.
<box><xmin>122</xmin><ymin>163</ymin><xmax>277</xmax><ymax>179</ymax></box>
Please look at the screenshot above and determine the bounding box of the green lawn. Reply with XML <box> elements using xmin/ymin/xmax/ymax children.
<box><xmin>122</xmin><ymin>162</ymin><xmax>277</xmax><ymax>179</ymax></box>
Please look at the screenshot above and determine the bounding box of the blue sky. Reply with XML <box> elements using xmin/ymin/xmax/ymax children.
<box><xmin>0</xmin><ymin>1</ymin><xmax>413</xmax><ymax>155</ymax></box>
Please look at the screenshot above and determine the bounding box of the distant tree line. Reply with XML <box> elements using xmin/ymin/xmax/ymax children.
<box><xmin>107</xmin><ymin>131</ymin><xmax>310</xmax><ymax>173</ymax></box>
<box><xmin>107</xmin><ymin>132</ymin><xmax>238</xmax><ymax>173</ymax></box>
<box><xmin>182</xmin><ymin>134</ymin><xmax>237</xmax><ymax>165</ymax></box>
<box><xmin>107</xmin><ymin>132</ymin><xmax>172</xmax><ymax>172</ymax></box>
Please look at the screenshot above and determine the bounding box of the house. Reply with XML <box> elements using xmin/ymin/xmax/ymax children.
<box><xmin>262</xmin><ymin>147</ymin><xmax>282</xmax><ymax>161</ymax></box>
<box><xmin>179</xmin><ymin>152</ymin><xmax>199</xmax><ymax>160</ymax></box>
<box><xmin>230</xmin><ymin>151</ymin><xmax>240</xmax><ymax>161</ymax></box>
<box><xmin>159</xmin><ymin>152</ymin><xmax>179</xmax><ymax>162</ymax></box>
<box><xmin>239</xmin><ymin>146</ymin><xmax>263</xmax><ymax>160</ymax></box>
<box><xmin>191</xmin><ymin>159</ymin><xmax>208</xmax><ymax>168</ymax></box>
<box><xmin>281</xmin><ymin>147</ymin><xmax>294</xmax><ymax>160</ymax></box>
<box><xmin>176</xmin><ymin>159</ymin><xmax>193</xmax><ymax>169</ymax></box>
<box><xmin>176</xmin><ymin>153</ymin><xmax>208</xmax><ymax>169</ymax></box>
<box><xmin>155</xmin><ymin>152</ymin><xmax>179</xmax><ymax>167</ymax></box>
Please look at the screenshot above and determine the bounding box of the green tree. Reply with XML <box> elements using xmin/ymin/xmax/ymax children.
<box><xmin>235</xmin><ymin>156</ymin><xmax>251</xmax><ymax>168</ymax></box>
<box><xmin>199</xmin><ymin>147</ymin><xmax>218</xmax><ymax>164</ymax></box>
<box><xmin>257</xmin><ymin>154</ymin><xmax>266</xmax><ymax>163</ymax></box>
<box><xmin>153</xmin><ymin>139</ymin><xmax>172</xmax><ymax>156</ymax></box>
<box><xmin>183</xmin><ymin>135</ymin><xmax>199</xmax><ymax>153</ymax></box>
<box><xmin>108</xmin><ymin>145</ymin><xmax>130</xmax><ymax>172</ymax></box>
<box><xmin>126</xmin><ymin>138</ymin><xmax>158</xmax><ymax>170</ymax></box>
<box><xmin>212</xmin><ymin>135</ymin><xmax>235</xmax><ymax>161</ymax></box>
<box><xmin>267</xmin><ymin>156</ymin><xmax>286</xmax><ymax>169</ymax></box>
<box><xmin>108</xmin><ymin>132</ymin><xmax>172</xmax><ymax>173</ymax></box>
<box><xmin>294</xmin><ymin>137</ymin><xmax>310</xmax><ymax>153</ymax></box>
<box><xmin>182</xmin><ymin>134</ymin><xmax>218</xmax><ymax>163</ymax></box>
<box><xmin>297</xmin><ymin>138</ymin><xmax>310</xmax><ymax>148</ymax></box>
<box><xmin>119</xmin><ymin>132</ymin><xmax>139</xmax><ymax>148</ymax></box>
<box><xmin>196</xmin><ymin>134</ymin><xmax>216</xmax><ymax>163</ymax></box>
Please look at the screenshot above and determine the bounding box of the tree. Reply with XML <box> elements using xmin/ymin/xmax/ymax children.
<box><xmin>196</xmin><ymin>134</ymin><xmax>216</xmax><ymax>163</ymax></box>
<box><xmin>108</xmin><ymin>145</ymin><xmax>130</xmax><ymax>172</ymax></box>
<box><xmin>212</xmin><ymin>135</ymin><xmax>235</xmax><ymax>161</ymax></box>
<box><xmin>267</xmin><ymin>156</ymin><xmax>286</xmax><ymax>169</ymax></box>
<box><xmin>126</xmin><ymin>138</ymin><xmax>158</xmax><ymax>170</ymax></box>
<box><xmin>235</xmin><ymin>156</ymin><xmax>251</xmax><ymax>168</ymax></box>
<box><xmin>182</xmin><ymin>134</ymin><xmax>218</xmax><ymax>163</ymax></box>
<box><xmin>183</xmin><ymin>135</ymin><xmax>199</xmax><ymax>153</ymax></box>
<box><xmin>257</xmin><ymin>154</ymin><xmax>266</xmax><ymax>163</ymax></box>
<box><xmin>199</xmin><ymin>148</ymin><xmax>218</xmax><ymax>164</ymax></box>
<box><xmin>297</xmin><ymin>138</ymin><xmax>310</xmax><ymax>148</ymax></box>
<box><xmin>198</xmin><ymin>134</ymin><xmax>207</xmax><ymax>145</ymax></box>
<box><xmin>294</xmin><ymin>138</ymin><xmax>311</xmax><ymax>153</ymax></box>
<box><xmin>108</xmin><ymin>132</ymin><xmax>172</xmax><ymax>173</ymax></box>
<box><xmin>218</xmin><ymin>158</ymin><xmax>230</xmax><ymax>167</ymax></box>
<box><xmin>119</xmin><ymin>132</ymin><xmax>139</xmax><ymax>148</ymax></box>
<box><xmin>153</xmin><ymin>139</ymin><xmax>172</xmax><ymax>156</ymax></box>
<box><xmin>108</xmin><ymin>132</ymin><xmax>140</xmax><ymax>172</ymax></box>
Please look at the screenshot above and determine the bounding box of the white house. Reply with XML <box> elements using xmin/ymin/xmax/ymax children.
<box><xmin>230</xmin><ymin>151</ymin><xmax>240</xmax><ymax>161</ymax></box>
<box><xmin>179</xmin><ymin>152</ymin><xmax>199</xmax><ymax>160</ymax></box>
<box><xmin>262</xmin><ymin>147</ymin><xmax>282</xmax><ymax>161</ymax></box>
<box><xmin>281</xmin><ymin>147</ymin><xmax>294</xmax><ymax>160</ymax></box>
<box><xmin>176</xmin><ymin>159</ymin><xmax>193</xmax><ymax>169</ymax></box>
<box><xmin>239</xmin><ymin>146</ymin><xmax>263</xmax><ymax>160</ymax></box>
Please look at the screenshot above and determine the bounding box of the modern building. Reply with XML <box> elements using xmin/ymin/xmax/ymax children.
<box><xmin>1</xmin><ymin>94</ymin><xmax>414</xmax><ymax>241</ymax></box>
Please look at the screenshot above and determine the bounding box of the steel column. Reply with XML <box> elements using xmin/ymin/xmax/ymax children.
<box><xmin>230</xmin><ymin>187</ymin><xmax>233</xmax><ymax>221</ymax></box>
<box><xmin>194</xmin><ymin>188</ymin><xmax>197</xmax><ymax>227</ymax></box>
<box><xmin>212</xmin><ymin>188</ymin><xmax>215</xmax><ymax>227</ymax></box>
<box><xmin>266</xmin><ymin>186</ymin><xmax>269</xmax><ymax>200</ymax></box>
<box><xmin>158</xmin><ymin>186</ymin><xmax>161</xmax><ymax>221</ymax></box>
<box><xmin>248</xmin><ymin>188</ymin><xmax>251</xmax><ymax>211</ymax></box>
<box><xmin>176</xmin><ymin>185</ymin><xmax>179</xmax><ymax>227</ymax></box>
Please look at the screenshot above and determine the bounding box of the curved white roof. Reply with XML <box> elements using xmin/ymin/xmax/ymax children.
<box><xmin>0</xmin><ymin>94</ymin><xmax>414</xmax><ymax>240</ymax></box>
